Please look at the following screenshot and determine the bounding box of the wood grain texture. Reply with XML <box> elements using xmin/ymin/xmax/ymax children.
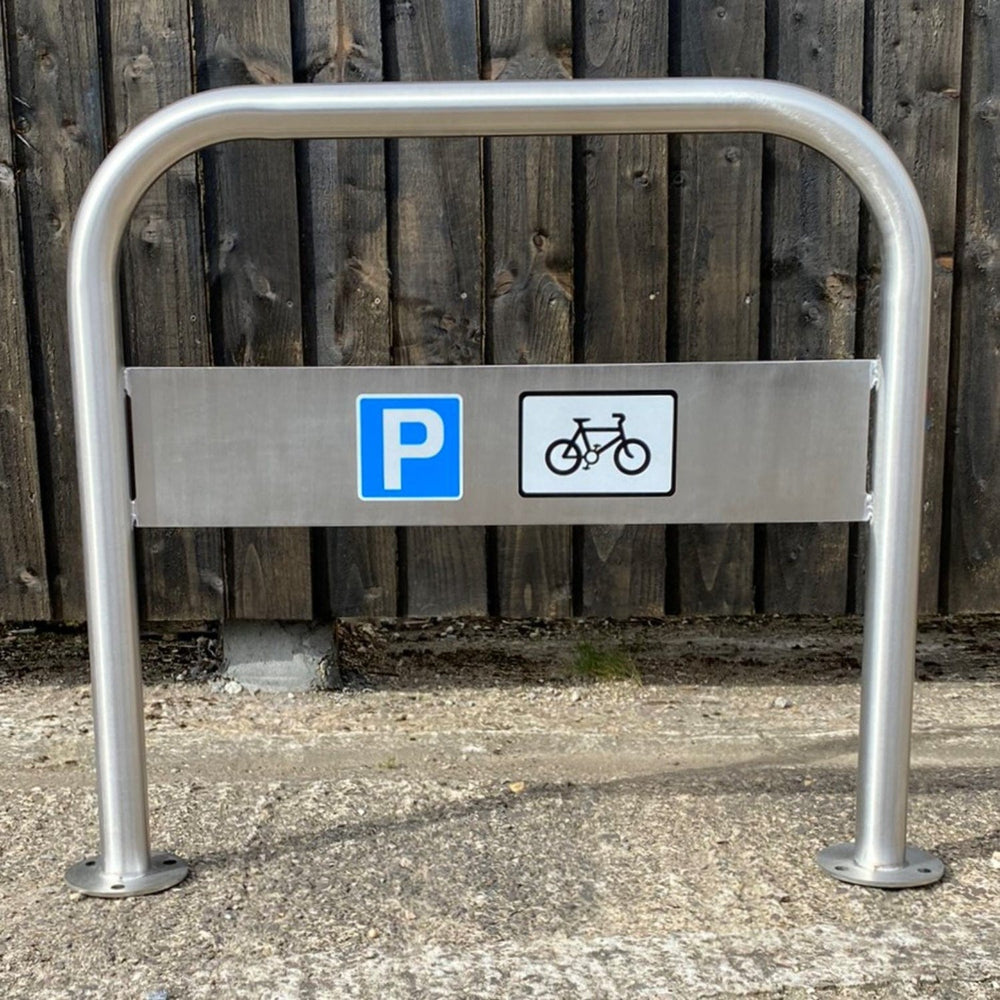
<box><xmin>295</xmin><ymin>0</ymin><xmax>396</xmax><ymax>617</ymax></box>
<box><xmin>948</xmin><ymin>1</ymin><xmax>1000</xmax><ymax>611</ymax></box>
<box><xmin>0</xmin><ymin>9</ymin><xmax>48</xmax><ymax>621</ymax></box>
<box><xmin>106</xmin><ymin>0</ymin><xmax>224</xmax><ymax>621</ymax></box>
<box><xmin>7</xmin><ymin>0</ymin><xmax>105</xmax><ymax>618</ymax></box>
<box><xmin>0</xmin><ymin>0</ymin><xmax>984</xmax><ymax>623</ymax></box>
<box><xmin>672</xmin><ymin>0</ymin><xmax>763</xmax><ymax>615</ymax></box>
<box><xmin>194</xmin><ymin>0</ymin><xmax>312</xmax><ymax>619</ymax></box>
<box><xmin>870</xmin><ymin>1</ymin><xmax>965</xmax><ymax>255</ymax></box>
<box><xmin>485</xmin><ymin>0</ymin><xmax>573</xmax><ymax>618</ymax></box>
<box><xmin>761</xmin><ymin>0</ymin><xmax>863</xmax><ymax>614</ymax></box>
<box><xmin>865</xmin><ymin>0</ymin><xmax>963</xmax><ymax>613</ymax></box>
<box><xmin>577</xmin><ymin>0</ymin><xmax>669</xmax><ymax>618</ymax></box>
<box><xmin>384</xmin><ymin>0</ymin><xmax>487</xmax><ymax>616</ymax></box>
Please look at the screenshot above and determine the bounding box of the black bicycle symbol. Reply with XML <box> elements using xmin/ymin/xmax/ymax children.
<box><xmin>544</xmin><ymin>413</ymin><xmax>651</xmax><ymax>476</ymax></box>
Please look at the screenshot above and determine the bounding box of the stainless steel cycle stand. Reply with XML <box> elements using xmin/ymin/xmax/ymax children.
<box><xmin>65</xmin><ymin>78</ymin><xmax>942</xmax><ymax>896</ymax></box>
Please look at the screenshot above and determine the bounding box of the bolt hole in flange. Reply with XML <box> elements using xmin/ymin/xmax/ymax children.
<box><xmin>66</xmin><ymin>852</ymin><xmax>190</xmax><ymax>897</ymax></box>
<box><xmin>818</xmin><ymin>843</ymin><xmax>944</xmax><ymax>888</ymax></box>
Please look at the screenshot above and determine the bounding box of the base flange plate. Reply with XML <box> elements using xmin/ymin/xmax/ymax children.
<box><xmin>817</xmin><ymin>842</ymin><xmax>944</xmax><ymax>888</ymax></box>
<box><xmin>66</xmin><ymin>852</ymin><xmax>189</xmax><ymax>898</ymax></box>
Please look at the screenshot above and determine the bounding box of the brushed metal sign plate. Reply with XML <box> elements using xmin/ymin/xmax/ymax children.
<box><xmin>127</xmin><ymin>360</ymin><xmax>874</xmax><ymax>527</ymax></box>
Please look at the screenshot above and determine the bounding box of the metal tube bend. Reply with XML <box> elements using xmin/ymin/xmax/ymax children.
<box><xmin>66</xmin><ymin>78</ymin><xmax>935</xmax><ymax>894</ymax></box>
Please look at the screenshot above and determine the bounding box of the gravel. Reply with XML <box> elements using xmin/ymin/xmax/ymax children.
<box><xmin>2</xmin><ymin>615</ymin><xmax>1000</xmax><ymax>998</ymax></box>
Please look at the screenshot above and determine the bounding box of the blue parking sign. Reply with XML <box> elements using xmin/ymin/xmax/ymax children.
<box><xmin>357</xmin><ymin>395</ymin><xmax>463</xmax><ymax>501</ymax></box>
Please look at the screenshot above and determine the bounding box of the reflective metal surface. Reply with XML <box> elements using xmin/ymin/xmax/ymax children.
<box><xmin>65</xmin><ymin>853</ymin><xmax>189</xmax><ymax>898</ymax></box>
<box><xmin>67</xmin><ymin>78</ymin><xmax>939</xmax><ymax>895</ymax></box>
<box><xmin>127</xmin><ymin>360</ymin><xmax>873</xmax><ymax>528</ymax></box>
<box><xmin>817</xmin><ymin>842</ymin><xmax>944</xmax><ymax>889</ymax></box>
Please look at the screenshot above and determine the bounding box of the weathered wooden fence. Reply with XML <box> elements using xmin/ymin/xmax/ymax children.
<box><xmin>1</xmin><ymin>0</ymin><xmax>995</xmax><ymax>623</ymax></box>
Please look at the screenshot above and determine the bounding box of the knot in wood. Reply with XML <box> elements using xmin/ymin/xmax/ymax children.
<box><xmin>248</xmin><ymin>268</ymin><xmax>277</xmax><ymax>302</ymax></box>
<box><xmin>247</xmin><ymin>60</ymin><xmax>284</xmax><ymax>86</ymax></box>
<box><xmin>127</xmin><ymin>49</ymin><xmax>155</xmax><ymax>79</ymax></box>
<box><xmin>800</xmin><ymin>300</ymin><xmax>822</xmax><ymax>325</ymax></box>
<box><xmin>968</xmin><ymin>237</ymin><xmax>997</xmax><ymax>272</ymax></box>
<box><xmin>139</xmin><ymin>217</ymin><xmax>168</xmax><ymax>246</ymax></box>
<box><xmin>61</xmin><ymin>119</ymin><xmax>85</xmax><ymax>143</ymax></box>
<box><xmin>977</xmin><ymin>96</ymin><xmax>1000</xmax><ymax>124</ymax></box>
<box><xmin>493</xmin><ymin>269</ymin><xmax>515</xmax><ymax>297</ymax></box>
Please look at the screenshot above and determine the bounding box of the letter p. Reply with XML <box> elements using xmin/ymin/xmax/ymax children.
<box><xmin>382</xmin><ymin>408</ymin><xmax>445</xmax><ymax>491</ymax></box>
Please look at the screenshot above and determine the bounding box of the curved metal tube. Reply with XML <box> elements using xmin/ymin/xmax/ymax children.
<box><xmin>66</xmin><ymin>78</ymin><xmax>935</xmax><ymax>893</ymax></box>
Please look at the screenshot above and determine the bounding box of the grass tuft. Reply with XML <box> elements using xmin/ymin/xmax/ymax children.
<box><xmin>571</xmin><ymin>641</ymin><xmax>640</xmax><ymax>683</ymax></box>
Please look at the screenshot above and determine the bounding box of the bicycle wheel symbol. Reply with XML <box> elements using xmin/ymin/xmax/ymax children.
<box><xmin>544</xmin><ymin>438</ymin><xmax>584</xmax><ymax>475</ymax></box>
<box><xmin>612</xmin><ymin>438</ymin><xmax>651</xmax><ymax>475</ymax></box>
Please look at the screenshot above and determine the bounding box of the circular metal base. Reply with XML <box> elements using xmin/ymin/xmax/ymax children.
<box><xmin>66</xmin><ymin>852</ymin><xmax>189</xmax><ymax>898</ymax></box>
<box><xmin>817</xmin><ymin>842</ymin><xmax>944</xmax><ymax>889</ymax></box>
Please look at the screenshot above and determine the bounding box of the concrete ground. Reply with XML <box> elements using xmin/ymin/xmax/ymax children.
<box><xmin>1</xmin><ymin>615</ymin><xmax>999</xmax><ymax>999</ymax></box>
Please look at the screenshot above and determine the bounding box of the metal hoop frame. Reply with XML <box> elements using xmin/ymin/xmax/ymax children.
<box><xmin>65</xmin><ymin>79</ymin><xmax>941</xmax><ymax>896</ymax></box>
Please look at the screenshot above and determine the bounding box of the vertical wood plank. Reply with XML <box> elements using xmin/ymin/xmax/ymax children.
<box><xmin>864</xmin><ymin>0</ymin><xmax>963</xmax><ymax>614</ymax></box>
<box><xmin>761</xmin><ymin>0</ymin><xmax>863</xmax><ymax>614</ymax></box>
<box><xmin>294</xmin><ymin>0</ymin><xmax>396</xmax><ymax>618</ymax></box>
<box><xmin>384</xmin><ymin>0</ymin><xmax>488</xmax><ymax>616</ymax></box>
<box><xmin>672</xmin><ymin>0</ymin><xmax>763</xmax><ymax>615</ymax></box>
<box><xmin>0</xmin><ymin>0</ymin><xmax>49</xmax><ymax>620</ymax></box>
<box><xmin>106</xmin><ymin>0</ymin><xmax>225</xmax><ymax>620</ymax></box>
<box><xmin>577</xmin><ymin>0</ymin><xmax>669</xmax><ymax>618</ymax></box>
<box><xmin>194</xmin><ymin>0</ymin><xmax>312</xmax><ymax>620</ymax></box>
<box><xmin>948</xmin><ymin>0</ymin><xmax>1000</xmax><ymax>611</ymax></box>
<box><xmin>485</xmin><ymin>0</ymin><xmax>573</xmax><ymax>618</ymax></box>
<box><xmin>7</xmin><ymin>0</ymin><xmax>105</xmax><ymax>619</ymax></box>
<box><xmin>922</xmin><ymin>262</ymin><xmax>955</xmax><ymax>611</ymax></box>
<box><xmin>863</xmin><ymin>2</ymin><xmax>963</xmax><ymax>614</ymax></box>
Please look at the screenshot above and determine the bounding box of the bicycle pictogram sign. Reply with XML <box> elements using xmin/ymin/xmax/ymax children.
<box><xmin>544</xmin><ymin>412</ymin><xmax>651</xmax><ymax>476</ymax></box>
<box><xmin>519</xmin><ymin>390</ymin><xmax>676</xmax><ymax>498</ymax></box>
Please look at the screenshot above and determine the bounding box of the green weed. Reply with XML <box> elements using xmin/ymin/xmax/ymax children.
<box><xmin>572</xmin><ymin>641</ymin><xmax>641</xmax><ymax>682</ymax></box>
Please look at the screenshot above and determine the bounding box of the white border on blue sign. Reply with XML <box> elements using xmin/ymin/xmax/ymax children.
<box><xmin>356</xmin><ymin>393</ymin><xmax>464</xmax><ymax>502</ymax></box>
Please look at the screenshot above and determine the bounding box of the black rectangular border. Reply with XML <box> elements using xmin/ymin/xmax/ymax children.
<box><xmin>518</xmin><ymin>389</ymin><xmax>679</xmax><ymax>498</ymax></box>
